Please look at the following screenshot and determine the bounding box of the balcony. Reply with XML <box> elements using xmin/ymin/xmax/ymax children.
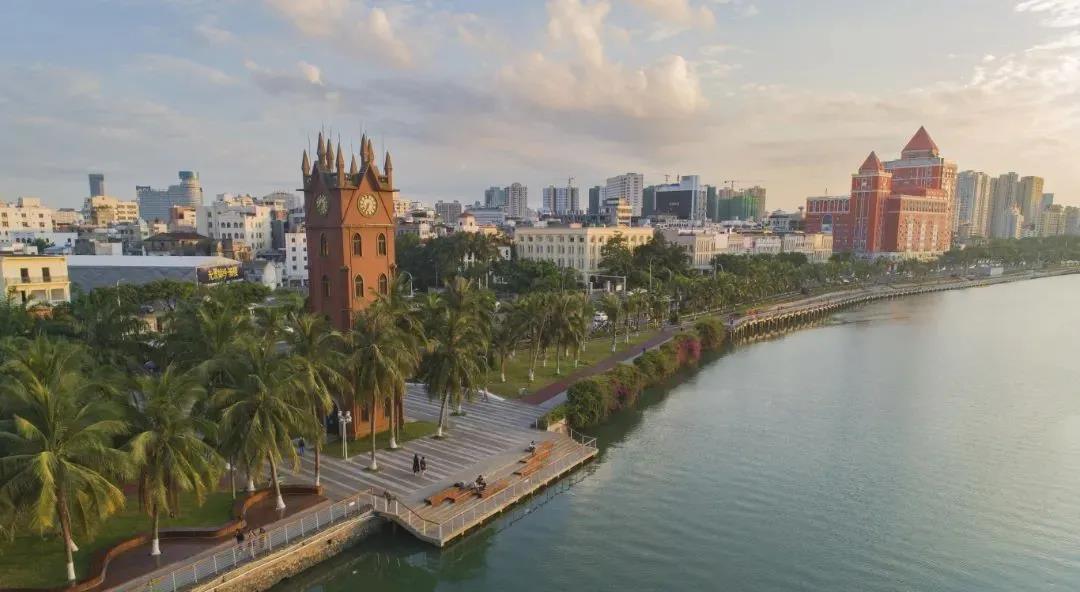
<box><xmin>8</xmin><ymin>275</ymin><xmax>69</xmax><ymax>285</ymax></box>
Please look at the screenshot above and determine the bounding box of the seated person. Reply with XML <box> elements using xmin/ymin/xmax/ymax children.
<box><xmin>527</xmin><ymin>440</ymin><xmax>537</xmax><ymax>453</ymax></box>
<box><xmin>476</xmin><ymin>475</ymin><xmax>487</xmax><ymax>491</ymax></box>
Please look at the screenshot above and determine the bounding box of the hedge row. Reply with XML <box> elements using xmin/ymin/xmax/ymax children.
<box><xmin>551</xmin><ymin>317</ymin><xmax>728</xmax><ymax>428</ymax></box>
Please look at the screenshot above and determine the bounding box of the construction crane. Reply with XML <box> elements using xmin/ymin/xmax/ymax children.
<box><xmin>721</xmin><ymin>179</ymin><xmax>765</xmax><ymax>192</ymax></box>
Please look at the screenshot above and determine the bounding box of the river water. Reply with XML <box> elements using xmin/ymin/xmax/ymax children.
<box><xmin>275</xmin><ymin>275</ymin><xmax>1080</xmax><ymax>591</ymax></box>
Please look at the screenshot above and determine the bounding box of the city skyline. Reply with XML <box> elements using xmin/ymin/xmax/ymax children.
<box><xmin>1</xmin><ymin>1</ymin><xmax>1078</xmax><ymax>210</ymax></box>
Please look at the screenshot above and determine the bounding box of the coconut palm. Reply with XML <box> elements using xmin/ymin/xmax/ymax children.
<box><xmin>598</xmin><ymin>294</ymin><xmax>623</xmax><ymax>353</ymax></box>
<box><xmin>125</xmin><ymin>365</ymin><xmax>223</xmax><ymax>556</ymax></box>
<box><xmin>515</xmin><ymin>293</ymin><xmax>551</xmax><ymax>382</ymax></box>
<box><xmin>347</xmin><ymin>305</ymin><xmax>420</xmax><ymax>470</ymax></box>
<box><xmin>0</xmin><ymin>337</ymin><xmax>128</xmax><ymax>582</ymax></box>
<box><xmin>421</xmin><ymin>278</ymin><xmax>488</xmax><ymax>437</ymax></box>
<box><xmin>374</xmin><ymin>274</ymin><xmax>426</xmax><ymax>448</ymax></box>
<box><xmin>285</xmin><ymin>313</ymin><xmax>344</xmax><ymax>488</ymax></box>
<box><xmin>490</xmin><ymin>317</ymin><xmax>520</xmax><ymax>383</ymax></box>
<box><xmin>214</xmin><ymin>338</ymin><xmax>310</xmax><ymax>511</ymax></box>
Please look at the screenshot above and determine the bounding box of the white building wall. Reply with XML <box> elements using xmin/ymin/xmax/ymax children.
<box><xmin>284</xmin><ymin>232</ymin><xmax>308</xmax><ymax>286</ymax></box>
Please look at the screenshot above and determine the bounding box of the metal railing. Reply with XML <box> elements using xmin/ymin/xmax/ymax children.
<box><xmin>111</xmin><ymin>492</ymin><xmax>373</xmax><ymax>592</ymax></box>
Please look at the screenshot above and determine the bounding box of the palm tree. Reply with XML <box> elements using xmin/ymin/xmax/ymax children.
<box><xmin>125</xmin><ymin>365</ymin><xmax>223</xmax><ymax>556</ymax></box>
<box><xmin>285</xmin><ymin>313</ymin><xmax>344</xmax><ymax>488</ymax></box>
<box><xmin>0</xmin><ymin>337</ymin><xmax>128</xmax><ymax>582</ymax></box>
<box><xmin>214</xmin><ymin>338</ymin><xmax>311</xmax><ymax>511</ymax></box>
<box><xmin>516</xmin><ymin>293</ymin><xmax>551</xmax><ymax>382</ymax></box>
<box><xmin>374</xmin><ymin>274</ymin><xmax>426</xmax><ymax>448</ymax></box>
<box><xmin>421</xmin><ymin>278</ymin><xmax>488</xmax><ymax>437</ymax></box>
<box><xmin>491</xmin><ymin>319</ymin><xmax>519</xmax><ymax>383</ymax></box>
<box><xmin>598</xmin><ymin>294</ymin><xmax>623</xmax><ymax>353</ymax></box>
<box><xmin>347</xmin><ymin>305</ymin><xmax>420</xmax><ymax>471</ymax></box>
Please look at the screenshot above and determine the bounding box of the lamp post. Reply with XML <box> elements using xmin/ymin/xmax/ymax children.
<box><xmin>114</xmin><ymin>278</ymin><xmax>124</xmax><ymax>308</ymax></box>
<box><xmin>338</xmin><ymin>410</ymin><xmax>352</xmax><ymax>461</ymax></box>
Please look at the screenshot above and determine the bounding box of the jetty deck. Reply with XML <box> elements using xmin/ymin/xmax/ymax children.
<box><xmin>370</xmin><ymin>430</ymin><xmax>597</xmax><ymax>546</ymax></box>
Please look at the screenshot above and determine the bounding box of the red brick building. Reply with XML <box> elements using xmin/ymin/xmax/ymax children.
<box><xmin>302</xmin><ymin>131</ymin><xmax>400</xmax><ymax>437</ymax></box>
<box><xmin>804</xmin><ymin>127</ymin><xmax>956</xmax><ymax>258</ymax></box>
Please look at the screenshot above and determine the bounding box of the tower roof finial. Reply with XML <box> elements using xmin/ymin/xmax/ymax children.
<box><xmin>302</xmin><ymin>150</ymin><xmax>311</xmax><ymax>177</ymax></box>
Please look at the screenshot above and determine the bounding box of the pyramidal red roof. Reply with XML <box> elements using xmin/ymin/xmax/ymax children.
<box><xmin>901</xmin><ymin>126</ymin><xmax>939</xmax><ymax>156</ymax></box>
<box><xmin>859</xmin><ymin>151</ymin><xmax>884</xmax><ymax>173</ymax></box>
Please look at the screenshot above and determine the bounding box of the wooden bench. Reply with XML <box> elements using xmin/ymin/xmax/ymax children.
<box><xmin>426</xmin><ymin>486</ymin><xmax>460</xmax><ymax>507</ymax></box>
<box><xmin>447</xmin><ymin>487</ymin><xmax>478</xmax><ymax>503</ymax></box>
<box><xmin>479</xmin><ymin>479</ymin><xmax>509</xmax><ymax>499</ymax></box>
<box><xmin>515</xmin><ymin>460</ymin><xmax>545</xmax><ymax>477</ymax></box>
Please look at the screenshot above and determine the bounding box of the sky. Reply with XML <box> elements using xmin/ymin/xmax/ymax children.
<box><xmin>1</xmin><ymin>0</ymin><xmax>1079</xmax><ymax>211</ymax></box>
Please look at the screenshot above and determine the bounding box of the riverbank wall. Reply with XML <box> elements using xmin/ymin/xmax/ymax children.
<box><xmin>184</xmin><ymin>514</ymin><xmax>385</xmax><ymax>592</ymax></box>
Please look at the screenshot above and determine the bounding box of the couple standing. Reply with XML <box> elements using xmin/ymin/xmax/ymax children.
<box><xmin>412</xmin><ymin>453</ymin><xmax>427</xmax><ymax>476</ymax></box>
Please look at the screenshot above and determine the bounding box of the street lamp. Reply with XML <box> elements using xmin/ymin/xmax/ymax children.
<box><xmin>338</xmin><ymin>410</ymin><xmax>352</xmax><ymax>461</ymax></box>
<box><xmin>114</xmin><ymin>278</ymin><xmax>125</xmax><ymax>308</ymax></box>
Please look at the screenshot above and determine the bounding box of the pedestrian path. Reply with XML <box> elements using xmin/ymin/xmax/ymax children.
<box><xmin>290</xmin><ymin>385</ymin><xmax>545</xmax><ymax>503</ymax></box>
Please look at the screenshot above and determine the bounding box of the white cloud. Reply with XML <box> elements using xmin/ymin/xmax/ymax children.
<box><xmin>264</xmin><ymin>0</ymin><xmax>412</xmax><ymax>68</ymax></box>
<box><xmin>135</xmin><ymin>54</ymin><xmax>236</xmax><ymax>86</ymax></box>
<box><xmin>627</xmin><ymin>0</ymin><xmax>716</xmax><ymax>29</ymax></box>
<box><xmin>194</xmin><ymin>18</ymin><xmax>236</xmax><ymax>45</ymax></box>
<box><xmin>1016</xmin><ymin>0</ymin><xmax>1080</xmax><ymax>27</ymax></box>
<box><xmin>547</xmin><ymin>0</ymin><xmax>611</xmax><ymax>66</ymax></box>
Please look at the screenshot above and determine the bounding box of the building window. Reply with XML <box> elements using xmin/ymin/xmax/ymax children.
<box><xmin>321</xmin><ymin>275</ymin><xmax>331</xmax><ymax>297</ymax></box>
<box><xmin>378</xmin><ymin>273</ymin><xmax>388</xmax><ymax>295</ymax></box>
<box><xmin>352</xmin><ymin>233</ymin><xmax>362</xmax><ymax>256</ymax></box>
<box><xmin>377</xmin><ymin>233</ymin><xmax>387</xmax><ymax>256</ymax></box>
<box><xmin>42</xmin><ymin>268</ymin><xmax>50</xmax><ymax>282</ymax></box>
<box><xmin>319</xmin><ymin>233</ymin><xmax>328</xmax><ymax>257</ymax></box>
<box><xmin>354</xmin><ymin>275</ymin><xmax>365</xmax><ymax>298</ymax></box>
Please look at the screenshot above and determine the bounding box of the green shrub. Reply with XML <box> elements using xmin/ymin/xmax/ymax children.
<box><xmin>694</xmin><ymin>317</ymin><xmax>726</xmax><ymax>351</ymax></box>
<box><xmin>566</xmin><ymin>377</ymin><xmax>613</xmax><ymax>427</ymax></box>
<box><xmin>540</xmin><ymin>404</ymin><xmax>568</xmax><ymax>428</ymax></box>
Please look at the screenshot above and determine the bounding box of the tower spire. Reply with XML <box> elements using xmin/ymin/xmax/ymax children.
<box><xmin>359</xmin><ymin>133</ymin><xmax>369</xmax><ymax>166</ymax></box>
<box><xmin>316</xmin><ymin>132</ymin><xmax>326</xmax><ymax>168</ymax></box>
<box><xmin>349</xmin><ymin>153</ymin><xmax>359</xmax><ymax>176</ymax></box>
<box><xmin>302</xmin><ymin>150</ymin><xmax>310</xmax><ymax>177</ymax></box>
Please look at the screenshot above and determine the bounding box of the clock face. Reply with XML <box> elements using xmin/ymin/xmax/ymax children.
<box><xmin>315</xmin><ymin>194</ymin><xmax>329</xmax><ymax>215</ymax></box>
<box><xmin>357</xmin><ymin>194</ymin><xmax>378</xmax><ymax>217</ymax></box>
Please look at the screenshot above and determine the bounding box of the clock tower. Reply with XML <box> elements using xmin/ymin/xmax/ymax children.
<box><xmin>302</xmin><ymin>132</ymin><xmax>400</xmax><ymax>439</ymax></box>
<box><xmin>302</xmin><ymin>131</ymin><xmax>397</xmax><ymax>332</ymax></box>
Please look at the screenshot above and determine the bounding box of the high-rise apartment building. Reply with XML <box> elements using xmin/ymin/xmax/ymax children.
<box><xmin>802</xmin><ymin>127</ymin><xmax>953</xmax><ymax>257</ymax></box>
<box><xmin>715</xmin><ymin>186</ymin><xmax>768</xmax><ymax>221</ymax></box>
<box><xmin>654</xmin><ymin>175</ymin><xmax>707</xmax><ymax>221</ymax></box>
<box><xmin>88</xmin><ymin>173</ymin><xmax>106</xmax><ymax>197</ymax></box>
<box><xmin>542</xmin><ymin>185</ymin><xmax>580</xmax><ymax>215</ymax></box>
<box><xmin>136</xmin><ymin>171</ymin><xmax>204</xmax><ymax>224</ymax></box>
<box><xmin>1065</xmin><ymin>206</ymin><xmax>1080</xmax><ymax>235</ymax></box>
<box><xmin>1040</xmin><ymin>205</ymin><xmax>1067</xmax><ymax>237</ymax></box>
<box><xmin>605</xmin><ymin>173</ymin><xmax>644</xmax><ymax>216</ymax></box>
<box><xmin>1041</xmin><ymin>193</ymin><xmax>1055</xmax><ymax>211</ymax></box>
<box><xmin>956</xmin><ymin>171</ymin><xmax>991</xmax><ymax>237</ymax></box>
<box><xmin>506</xmin><ymin>183</ymin><xmax>528</xmax><ymax>219</ymax></box>
<box><xmin>484</xmin><ymin>186</ymin><xmax>507</xmax><ymax>209</ymax></box>
<box><xmin>434</xmin><ymin>200</ymin><xmax>463</xmax><ymax>222</ymax></box>
<box><xmin>0</xmin><ymin>197</ymin><xmax>54</xmax><ymax>245</ymax></box>
<box><xmin>989</xmin><ymin>172</ymin><xmax>1020</xmax><ymax>238</ymax></box>
<box><xmin>1017</xmin><ymin>176</ymin><xmax>1045</xmax><ymax>232</ymax></box>
<box><xmin>588</xmin><ymin>186</ymin><xmax>603</xmax><ymax>216</ymax></box>
<box><xmin>1003</xmin><ymin>206</ymin><xmax>1024</xmax><ymax>239</ymax></box>
<box><xmin>84</xmin><ymin>195</ymin><xmax>140</xmax><ymax>226</ymax></box>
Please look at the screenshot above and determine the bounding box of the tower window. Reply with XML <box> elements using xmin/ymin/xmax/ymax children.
<box><xmin>354</xmin><ymin>274</ymin><xmax>365</xmax><ymax>298</ymax></box>
<box><xmin>321</xmin><ymin>275</ymin><xmax>331</xmax><ymax>297</ymax></box>
<box><xmin>352</xmin><ymin>233</ymin><xmax>362</xmax><ymax>256</ymax></box>
<box><xmin>319</xmin><ymin>233</ymin><xmax>329</xmax><ymax>257</ymax></box>
<box><xmin>378</xmin><ymin>273</ymin><xmax>388</xmax><ymax>295</ymax></box>
<box><xmin>377</xmin><ymin>233</ymin><xmax>387</xmax><ymax>256</ymax></box>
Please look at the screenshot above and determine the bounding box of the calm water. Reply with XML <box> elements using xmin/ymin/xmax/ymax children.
<box><xmin>276</xmin><ymin>275</ymin><xmax>1080</xmax><ymax>591</ymax></box>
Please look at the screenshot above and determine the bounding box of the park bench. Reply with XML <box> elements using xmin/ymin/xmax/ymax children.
<box><xmin>515</xmin><ymin>459</ymin><xmax>545</xmax><ymax>477</ymax></box>
<box><xmin>479</xmin><ymin>479</ymin><xmax>509</xmax><ymax>499</ymax></box>
<box><xmin>426</xmin><ymin>486</ymin><xmax>459</xmax><ymax>507</ymax></box>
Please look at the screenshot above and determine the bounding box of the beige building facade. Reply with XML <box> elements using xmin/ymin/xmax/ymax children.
<box><xmin>0</xmin><ymin>255</ymin><xmax>70</xmax><ymax>305</ymax></box>
<box><xmin>514</xmin><ymin>224</ymin><xmax>653</xmax><ymax>276</ymax></box>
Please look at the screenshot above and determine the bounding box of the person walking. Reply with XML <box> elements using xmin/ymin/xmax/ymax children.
<box><xmin>420</xmin><ymin>456</ymin><xmax>427</xmax><ymax>477</ymax></box>
<box><xmin>412</xmin><ymin>453</ymin><xmax>420</xmax><ymax>476</ymax></box>
<box><xmin>297</xmin><ymin>437</ymin><xmax>306</xmax><ymax>458</ymax></box>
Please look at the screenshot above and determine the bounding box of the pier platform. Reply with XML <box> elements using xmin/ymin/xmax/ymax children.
<box><xmin>369</xmin><ymin>430</ymin><xmax>598</xmax><ymax>546</ymax></box>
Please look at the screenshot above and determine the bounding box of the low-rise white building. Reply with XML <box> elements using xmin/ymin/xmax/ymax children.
<box><xmin>728</xmin><ymin>233</ymin><xmax>782</xmax><ymax>256</ymax></box>
<box><xmin>781</xmin><ymin>232</ymin><xmax>833</xmax><ymax>263</ymax></box>
<box><xmin>514</xmin><ymin>224</ymin><xmax>653</xmax><ymax>276</ymax></box>
<box><xmin>197</xmin><ymin>194</ymin><xmax>274</xmax><ymax>254</ymax></box>
<box><xmin>0</xmin><ymin>198</ymin><xmax>54</xmax><ymax>244</ymax></box>
<box><xmin>661</xmin><ymin>229</ymin><xmax>729</xmax><ymax>270</ymax></box>
<box><xmin>284</xmin><ymin>231</ymin><xmax>308</xmax><ymax>288</ymax></box>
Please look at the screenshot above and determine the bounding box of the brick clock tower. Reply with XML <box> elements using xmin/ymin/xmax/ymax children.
<box><xmin>302</xmin><ymin>131</ymin><xmax>399</xmax><ymax>438</ymax></box>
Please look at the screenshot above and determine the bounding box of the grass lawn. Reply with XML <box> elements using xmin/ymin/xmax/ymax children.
<box><xmin>0</xmin><ymin>490</ymin><xmax>234</xmax><ymax>589</ymax></box>
<box><xmin>327</xmin><ymin>420</ymin><xmax>439</xmax><ymax>459</ymax></box>
<box><xmin>486</xmin><ymin>330</ymin><xmax>662</xmax><ymax>399</ymax></box>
